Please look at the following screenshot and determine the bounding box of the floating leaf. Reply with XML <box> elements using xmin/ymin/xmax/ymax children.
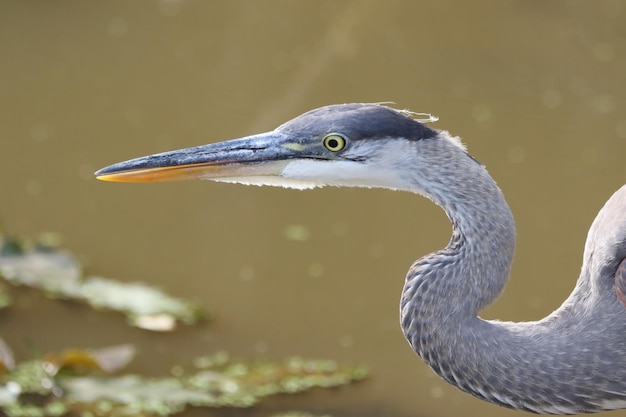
<box><xmin>87</xmin><ymin>345</ymin><xmax>136</xmax><ymax>374</ymax></box>
<box><xmin>130</xmin><ymin>313</ymin><xmax>177</xmax><ymax>331</ymax></box>
<box><xmin>0</xmin><ymin>235</ymin><xmax>208</xmax><ymax>331</ymax></box>
<box><xmin>47</xmin><ymin>344</ymin><xmax>136</xmax><ymax>375</ymax></box>
<box><xmin>0</xmin><ymin>244</ymin><xmax>81</xmax><ymax>294</ymax></box>
<box><xmin>80</xmin><ymin>277</ymin><xmax>206</xmax><ymax>330</ymax></box>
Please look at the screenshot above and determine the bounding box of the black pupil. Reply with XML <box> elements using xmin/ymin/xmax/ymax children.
<box><xmin>327</xmin><ymin>138</ymin><xmax>339</xmax><ymax>149</ymax></box>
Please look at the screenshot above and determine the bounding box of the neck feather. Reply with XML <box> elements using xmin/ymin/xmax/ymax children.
<box><xmin>398</xmin><ymin>134</ymin><xmax>626</xmax><ymax>413</ymax></box>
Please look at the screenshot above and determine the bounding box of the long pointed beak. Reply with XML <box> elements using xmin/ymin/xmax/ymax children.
<box><xmin>95</xmin><ymin>132</ymin><xmax>300</xmax><ymax>183</ymax></box>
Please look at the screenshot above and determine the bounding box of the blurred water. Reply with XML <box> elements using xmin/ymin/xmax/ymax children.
<box><xmin>1</xmin><ymin>1</ymin><xmax>626</xmax><ymax>416</ymax></box>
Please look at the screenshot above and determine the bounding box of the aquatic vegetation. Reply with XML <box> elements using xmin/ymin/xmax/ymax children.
<box><xmin>0</xmin><ymin>346</ymin><xmax>366</xmax><ymax>417</ymax></box>
<box><xmin>0</xmin><ymin>232</ymin><xmax>367</xmax><ymax>416</ymax></box>
<box><xmin>0</xmin><ymin>235</ymin><xmax>207</xmax><ymax>331</ymax></box>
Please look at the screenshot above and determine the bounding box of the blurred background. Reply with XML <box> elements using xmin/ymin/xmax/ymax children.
<box><xmin>1</xmin><ymin>1</ymin><xmax>626</xmax><ymax>416</ymax></box>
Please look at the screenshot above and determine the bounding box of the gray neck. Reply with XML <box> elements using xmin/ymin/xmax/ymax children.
<box><xmin>399</xmin><ymin>135</ymin><xmax>626</xmax><ymax>413</ymax></box>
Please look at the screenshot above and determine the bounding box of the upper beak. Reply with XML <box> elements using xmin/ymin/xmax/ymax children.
<box><xmin>95</xmin><ymin>132</ymin><xmax>301</xmax><ymax>183</ymax></box>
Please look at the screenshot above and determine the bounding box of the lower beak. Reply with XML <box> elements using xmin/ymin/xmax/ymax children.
<box><xmin>95</xmin><ymin>132</ymin><xmax>296</xmax><ymax>183</ymax></box>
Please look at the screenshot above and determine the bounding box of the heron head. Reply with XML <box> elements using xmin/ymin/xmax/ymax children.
<box><xmin>95</xmin><ymin>103</ymin><xmax>453</xmax><ymax>190</ymax></box>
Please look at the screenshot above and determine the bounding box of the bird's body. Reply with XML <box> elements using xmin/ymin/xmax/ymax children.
<box><xmin>96</xmin><ymin>103</ymin><xmax>626</xmax><ymax>414</ymax></box>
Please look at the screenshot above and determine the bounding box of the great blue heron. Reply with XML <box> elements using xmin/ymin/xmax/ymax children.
<box><xmin>95</xmin><ymin>103</ymin><xmax>626</xmax><ymax>414</ymax></box>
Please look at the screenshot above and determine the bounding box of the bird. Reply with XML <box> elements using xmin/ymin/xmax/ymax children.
<box><xmin>95</xmin><ymin>103</ymin><xmax>626</xmax><ymax>414</ymax></box>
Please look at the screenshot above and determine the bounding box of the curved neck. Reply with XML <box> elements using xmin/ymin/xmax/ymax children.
<box><xmin>398</xmin><ymin>136</ymin><xmax>626</xmax><ymax>413</ymax></box>
<box><xmin>401</xmin><ymin>137</ymin><xmax>517</xmax><ymax>319</ymax></box>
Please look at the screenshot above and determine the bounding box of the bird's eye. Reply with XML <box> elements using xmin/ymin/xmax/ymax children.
<box><xmin>323</xmin><ymin>133</ymin><xmax>347</xmax><ymax>152</ymax></box>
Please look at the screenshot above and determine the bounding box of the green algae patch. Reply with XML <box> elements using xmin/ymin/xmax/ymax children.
<box><xmin>0</xmin><ymin>235</ymin><xmax>207</xmax><ymax>331</ymax></box>
<box><xmin>188</xmin><ymin>352</ymin><xmax>368</xmax><ymax>406</ymax></box>
<box><xmin>0</xmin><ymin>347</ymin><xmax>367</xmax><ymax>417</ymax></box>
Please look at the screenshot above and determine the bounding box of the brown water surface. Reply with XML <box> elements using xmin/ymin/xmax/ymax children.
<box><xmin>1</xmin><ymin>2</ymin><xmax>626</xmax><ymax>416</ymax></box>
